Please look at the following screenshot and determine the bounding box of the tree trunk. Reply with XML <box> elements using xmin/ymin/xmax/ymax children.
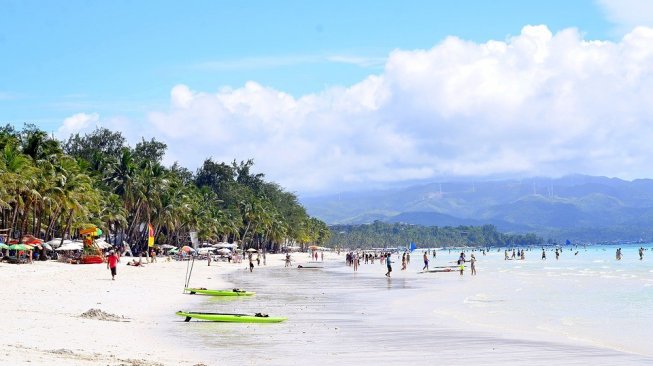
<box><xmin>8</xmin><ymin>201</ymin><xmax>19</xmax><ymax>240</ymax></box>
<box><xmin>60</xmin><ymin>209</ymin><xmax>74</xmax><ymax>247</ymax></box>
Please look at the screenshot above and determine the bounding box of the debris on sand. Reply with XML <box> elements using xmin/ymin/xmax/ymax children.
<box><xmin>80</xmin><ymin>308</ymin><xmax>130</xmax><ymax>322</ymax></box>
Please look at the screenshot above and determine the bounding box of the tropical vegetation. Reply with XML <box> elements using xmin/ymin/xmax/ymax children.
<box><xmin>0</xmin><ymin>124</ymin><xmax>330</xmax><ymax>253</ymax></box>
<box><xmin>328</xmin><ymin>221</ymin><xmax>543</xmax><ymax>249</ymax></box>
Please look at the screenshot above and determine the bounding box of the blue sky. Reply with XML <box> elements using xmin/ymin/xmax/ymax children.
<box><xmin>2</xmin><ymin>0</ymin><xmax>653</xmax><ymax>194</ymax></box>
<box><xmin>1</xmin><ymin>0</ymin><xmax>610</xmax><ymax>126</ymax></box>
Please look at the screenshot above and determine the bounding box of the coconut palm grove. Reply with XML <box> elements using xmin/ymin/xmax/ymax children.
<box><xmin>0</xmin><ymin>124</ymin><xmax>330</xmax><ymax>254</ymax></box>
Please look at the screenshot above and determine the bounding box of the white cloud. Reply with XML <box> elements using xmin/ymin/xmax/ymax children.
<box><xmin>597</xmin><ymin>0</ymin><xmax>653</xmax><ymax>34</ymax></box>
<box><xmin>56</xmin><ymin>112</ymin><xmax>100</xmax><ymax>138</ymax></box>
<box><xmin>65</xmin><ymin>25</ymin><xmax>653</xmax><ymax>194</ymax></box>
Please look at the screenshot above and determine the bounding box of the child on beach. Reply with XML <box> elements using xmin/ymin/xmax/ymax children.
<box><xmin>285</xmin><ymin>253</ymin><xmax>291</xmax><ymax>267</ymax></box>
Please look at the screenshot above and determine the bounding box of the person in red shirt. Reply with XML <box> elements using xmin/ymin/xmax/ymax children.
<box><xmin>107</xmin><ymin>250</ymin><xmax>119</xmax><ymax>280</ymax></box>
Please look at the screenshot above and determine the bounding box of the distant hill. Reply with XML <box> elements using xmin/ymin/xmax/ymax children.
<box><xmin>300</xmin><ymin>175</ymin><xmax>653</xmax><ymax>242</ymax></box>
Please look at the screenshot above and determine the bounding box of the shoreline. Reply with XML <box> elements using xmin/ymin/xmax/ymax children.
<box><xmin>3</xmin><ymin>249</ymin><xmax>653</xmax><ymax>365</ymax></box>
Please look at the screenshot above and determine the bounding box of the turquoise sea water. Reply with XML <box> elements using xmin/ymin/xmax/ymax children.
<box><xmin>171</xmin><ymin>244</ymin><xmax>653</xmax><ymax>365</ymax></box>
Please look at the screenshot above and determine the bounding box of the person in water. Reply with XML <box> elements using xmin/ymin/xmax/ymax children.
<box><xmin>385</xmin><ymin>253</ymin><xmax>393</xmax><ymax>277</ymax></box>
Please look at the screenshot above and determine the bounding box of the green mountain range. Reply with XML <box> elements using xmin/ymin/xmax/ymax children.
<box><xmin>301</xmin><ymin>175</ymin><xmax>653</xmax><ymax>242</ymax></box>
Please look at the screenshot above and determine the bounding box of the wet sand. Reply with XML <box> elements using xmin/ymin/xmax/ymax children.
<box><xmin>2</xmin><ymin>248</ymin><xmax>652</xmax><ymax>365</ymax></box>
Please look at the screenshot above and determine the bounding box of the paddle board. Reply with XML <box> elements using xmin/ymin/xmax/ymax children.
<box><xmin>176</xmin><ymin>311</ymin><xmax>286</xmax><ymax>323</ymax></box>
<box><xmin>185</xmin><ymin>288</ymin><xmax>255</xmax><ymax>296</ymax></box>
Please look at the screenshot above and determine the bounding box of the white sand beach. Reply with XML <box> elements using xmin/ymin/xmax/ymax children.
<box><xmin>2</xmin><ymin>248</ymin><xmax>653</xmax><ymax>366</ymax></box>
<box><xmin>0</xmin><ymin>254</ymin><xmax>290</xmax><ymax>366</ymax></box>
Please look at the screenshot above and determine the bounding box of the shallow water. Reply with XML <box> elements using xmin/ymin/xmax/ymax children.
<box><xmin>171</xmin><ymin>245</ymin><xmax>653</xmax><ymax>365</ymax></box>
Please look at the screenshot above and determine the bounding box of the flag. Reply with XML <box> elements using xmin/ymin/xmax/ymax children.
<box><xmin>148</xmin><ymin>223</ymin><xmax>155</xmax><ymax>247</ymax></box>
<box><xmin>409</xmin><ymin>242</ymin><xmax>417</xmax><ymax>252</ymax></box>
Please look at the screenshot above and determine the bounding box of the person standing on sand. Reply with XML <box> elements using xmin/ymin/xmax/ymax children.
<box><xmin>541</xmin><ymin>249</ymin><xmax>546</xmax><ymax>260</ymax></box>
<box><xmin>107</xmin><ymin>250</ymin><xmax>119</xmax><ymax>280</ymax></box>
<box><xmin>470</xmin><ymin>254</ymin><xmax>477</xmax><ymax>276</ymax></box>
<box><xmin>422</xmin><ymin>251</ymin><xmax>429</xmax><ymax>271</ymax></box>
<box><xmin>457</xmin><ymin>256</ymin><xmax>465</xmax><ymax>275</ymax></box>
<box><xmin>249</xmin><ymin>254</ymin><xmax>254</xmax><ymax>272</ymax></box>
<box><xmin>385</xmin><ymin>253</ymin><xmax>393</xmax><ymax>277</ymax></box>
<box><xmin>401</xmin><ymin>252</ymin><xmax>407</xmax><ymax>270</ymax></box>
<box><xmin>353</xmin><ymin>252</ymin><xmax>359</xmax><ymax>271</ymax></box>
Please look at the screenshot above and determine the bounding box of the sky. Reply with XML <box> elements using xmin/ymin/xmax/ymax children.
<box><xmin>2</xmin><ymin>0</ymin><xmax>653</xmax><ymax>195</ymax></box>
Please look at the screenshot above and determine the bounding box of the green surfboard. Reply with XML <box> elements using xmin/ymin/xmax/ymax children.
<box><xmin>176</xmin><ymin>311</ymin><xmax>286</xmax><ymax>323</ymax></box>
<box><xmin>185</xmin><ymin>288</ymin><xmax>255</xmax><ymax>296</ymax></box>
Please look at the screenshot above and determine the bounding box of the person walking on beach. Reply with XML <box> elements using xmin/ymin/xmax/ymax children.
<box><xmin>422</xmin><ymin>251</ymin><xmax>429</xmax><ymax>271</ymax></box>
<box><xmin>285</xmin><ymin>253</ymin><xmax>291</xmax><ymax>267</ymax></box>
<box><xmin>353</xmin><ymin>252</ymin><xmax>359</xmax><ymax>271</ymax></box>
<box><xmin>249</xmin><ymin>254</ymin><xmax>254</xmax><ymax>272</ymax></box>
<box><xmin>401</xmin><ymin>252</ymin><xmax>407</xmax><ymax>270</ymax></box>
<box><xmin>541</xmin><ymin>249</ymin><xmax>546</xmax><ymax>260</ymax></box>
<box><xmin>256</xmin><ymin>252</ymin><xmax>260</xmax><ymax>266</ymax></box>
<box><xmin>470</xmin><ymin>254</ymin><xmax>477</xmax><ymax>276</ymax></box>
<box><xmin>639</xmin><ymin>247</ymin><xmax>644</xmax><ymax>260</ymax></box>
<box><xmin>385</xmin><ymin>253</ymin><xmax>393</xmax><ymax>277</ymax></box>
<box><xmin>107</xmin><ymin>250</ymin><xmax>119</xmax><ymax>280</ymax></box>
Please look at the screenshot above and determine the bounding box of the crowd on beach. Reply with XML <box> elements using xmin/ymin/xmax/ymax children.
<box><xmin>339</xmin><ymin>244</ymin><xmax>652</xmax><ymax>279</ymax></box>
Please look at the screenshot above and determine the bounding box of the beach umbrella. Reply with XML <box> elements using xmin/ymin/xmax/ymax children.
<box><xmin>46</xmin><ymin>238</ymin><xmax>74</xmax><ymax>249</ymax></box>
<box><xmin>55</xmin><ymin>242</ymin><xmax>84</xmax><ymax>251</ymax></box>
<box><xmin>21</xmin><ymin>235</ymin><xmax>43</xmax><ymax>245</ymax></box>
<box><xmin>308</xmin><ymin>245</ymin><xmax>319</xmax><ymax>250</ymax></box>
<box><xmin>168</xmin><ymin>248</ymin><xmax>179</xmax><ymax>254</ymax></box>
<box><xmin>197</xmin><ymin>247</ymin><xmax>216</xmax><ymax>254</ymax></box>
<box><xmin>216</xmin><ymin>248</ymin><xmax>231</xmax><ymax>255</ymax></box>
<box><xmin>159</xmin><ymin>244</ymin><xmax>175</xmax><ymax>249</ymax></box>
<box><xmin>181</xmin><ymin>245</ymin><xmax>195</xmax><ymax>253</ymax></box>
<box><xmin>94</xmin><ymin>238</ymin><xmax>112</xmax><ymax>249</ymax></box>
<box><xmin>8</xmin><ymin>244</ymin><xmax>30</xmax><ymax>251</ymax></box>
<box><xmin>246</xmin><ymin>248</ymin><xmax>258</xmax><ymax>252</ymax></box>
<box><xmin>0</xmin><ymin>243</ymin><xmax>9</xmax><ymax>250</ymax></box>
<box><xmin>213</xmin><ymin>242</ymin><xmax>237</xmax><ymax>249</ymax></box>
<box><xmin>42</xmin><ymin>243</ymin><xmax>53</xmax><ymax>251</ymax></box>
